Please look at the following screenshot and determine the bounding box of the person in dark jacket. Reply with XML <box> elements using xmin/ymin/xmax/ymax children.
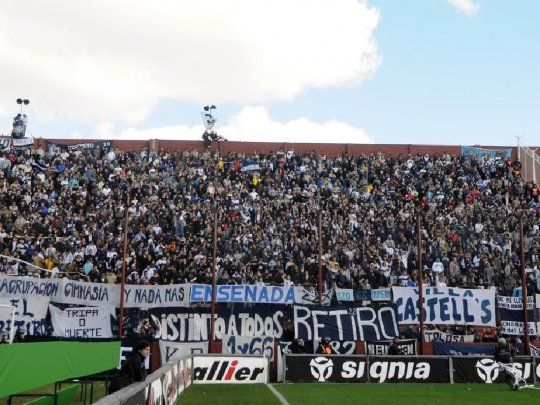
<box><xmin>387</xmin><ymin>337</ymin><xmax>402</xmax><ymax>355</ymax></box>
<box><xmin>289</xmin><ymin>338</ymin><xmax>306</xmax><ymax>354</ymax></box>
<box><xmin>108</xmin><ymin>340</ymin><xmax>150</xmax><ymax>394</ymax></box>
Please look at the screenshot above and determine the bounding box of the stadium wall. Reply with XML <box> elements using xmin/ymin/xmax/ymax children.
<box><xmin>36</xmin><ymin>138</ymin><xmax>527</xmax><ymax>159</ymax></box>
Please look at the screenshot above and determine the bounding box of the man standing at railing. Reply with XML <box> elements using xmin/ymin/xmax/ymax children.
<box><xmin>108</xmin><ymin>340</ymin><xmax>150</xmax><ymax>394</ymax></box>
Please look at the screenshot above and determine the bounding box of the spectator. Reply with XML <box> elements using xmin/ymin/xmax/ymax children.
<box><xmin>316</xmin><ymin>337</ymin><xmax>336</xmax><ymax>355</ymax></box>
<box><xmin>108</xmin><ymin>340</ymin><xmax>150</xmax><ymax>394</ymax></box>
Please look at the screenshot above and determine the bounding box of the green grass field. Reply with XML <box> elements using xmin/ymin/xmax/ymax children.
<box><xmin>180</xmin><ymin>383</ymin><xmax>540</xmax><ymax>405</ymax></box>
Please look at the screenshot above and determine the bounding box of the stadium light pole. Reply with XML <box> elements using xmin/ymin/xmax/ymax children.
<box><xmin>16</xmin><ymin>98</ymin><xmax>30</xmax><ymax>113</ymax></box>
<box><xmin>209</xmin><ymin>209</ymin><xmax>218</xmax><ymax>353</ymax></box>
<box><xmin>519</xmin><ymin>214</ymin><xmax>530</xmax><ymax>355</ymax></box>
<box><xmin>317</xmin><ymin>210</ymin><xmax>323</xmax><ymax>305</ymax></box>
<box><xmin>416</xmin><ymin>208</ymin><xmax>425</xmax><ymax>355</ymax></box>
<box><xmin>515</xmin><ymin>135</ymin><xmax>523</xmax><ymax>162</ymax></box>
<box><xmin>118</xmin><ymin>192</ymin><xmax>130</xmax><ymax>339</ymax></box>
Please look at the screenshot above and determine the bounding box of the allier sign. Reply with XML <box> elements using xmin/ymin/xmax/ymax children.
<box><xmin>192</xmin><ymin>356</ymin><xmax>268</xmax><ymax>384</ymax></box>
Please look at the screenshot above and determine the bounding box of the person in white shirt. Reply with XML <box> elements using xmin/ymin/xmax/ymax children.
<box><xmin>432</xmin><ymin>258</ymin><xmax>444</xmax><ymax>274</ymax></box>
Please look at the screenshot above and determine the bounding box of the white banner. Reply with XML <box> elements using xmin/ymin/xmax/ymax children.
<box><xmin>159</xmin><ymin>341</ymin><xmax>208</xmax><ymax>365</ymax></box>
<box><xmin>335</xmin><ymin>287</ymin><xmax>354</xmax><ymax>302</ymax></box>
<box><xmin>0</xmin><ymin>296</ymin><xmax>49</xmax><ymax>336</ymax></box>
<box><xmin>192</xmin><ymin>356</ymin><xmax>268</xmax><ymax>384</ymax></box>
<box><xmin>222</xmin><ymin>335</ymin><xmax>274</xmax><ymax>361</ymax></box>
<box><xmin>392</xmin><ymin>286</ymin><xmax>496</xmax><ymax>326</ymax></box>
<box><xmin>293</xmin><ymin>287</ymin><xmax>333</xmax><ymax>305</ymax></box>
<box><xmin>0</xmin><ymin>275</ymin><xmax>189</xmax><ymax>308</ymax></box>
<box><xmin>49</xmin><ymin>304</ymin><xmax>114</xmax><ymax>338</ymax></box>
<box><xmin>424</xmin><ymin>330</ymin><xmax>475</xmax><ymax>343</ymax></box>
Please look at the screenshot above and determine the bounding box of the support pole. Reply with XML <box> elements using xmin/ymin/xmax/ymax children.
<box><xmin>118</xmin><ymin>193</ymin><xmax>130</xmax><ymax>339</ymax></box>
<box><xmin>209</xmin><ymin>209</ymin><xmax>218</xmax><ymax>353</ymax></box>
<box><xmin>417</xmin><ymin>213</ymin><xmax>425</xmax><ymax>355</ymax></box>
<box><xmin>318</xmin><ymin>210</ymin><xmax>323</xmax><ymax>305</ymax></box>
<box><xmin>519</xmin><ymin>215</ymin><xmax>530</xmax><ymax>355</ymax></box>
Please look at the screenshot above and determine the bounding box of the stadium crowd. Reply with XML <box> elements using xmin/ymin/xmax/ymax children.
<box><xmin>0</xmin><ymin>144</ymin><xmax>539</xmax><ymax>299</ymax></box>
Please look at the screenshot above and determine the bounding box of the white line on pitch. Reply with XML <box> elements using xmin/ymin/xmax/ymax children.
<box><xmin>266</xmin><ymin>384</ymin><xmax>290</xmax><ymax>405</ymax></box>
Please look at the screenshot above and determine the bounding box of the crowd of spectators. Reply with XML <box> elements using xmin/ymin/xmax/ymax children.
<box><xmin>0</xmin><ymin>144</ymin><xmax>539</xmax><ymax>298</ymax></box>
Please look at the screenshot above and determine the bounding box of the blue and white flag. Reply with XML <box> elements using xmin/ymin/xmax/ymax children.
<box><xmin>240</xmin><ymin>162</ymin><xmax>260</xmax><ymax>172</ymax></box>
<box><xmin>497</xmin><ymin>295</ymin><xmax>538</xmax><ymax>336</ymax></box>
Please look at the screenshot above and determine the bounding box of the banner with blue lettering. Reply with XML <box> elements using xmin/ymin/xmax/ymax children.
<box><xmin>0</xmin><ymin>296</ymin><xmax>49</xmax><ymax>336</ymax></box>
<box><xmin>49</xmin><ymin>305</ymin><xmax>115</xmax><ymax>338</ymax></box>
<box><xmin>222</xmin><ymin>335</ymin><xmax>275</xmax><ymax>360</ymax></box>
<box><xmin>433</xmin><ymin>341</ymin><xmax>494</xmax><ymax>356</ymax></box>
<box><xmin>189</xmin><ymin>284</ymin><xmax>295</xmax><ymax>304</ymax></box>
<box><xmin>392</xmin><ymin>286</ymin><xmax>495</xmax><ymax>326</ymax></box>
<box><xmin>497</xmin><ymin>296</ymin><xmax>538</xmax><ymax>336</ymax></box>
<box><xmin>294</xmin><ymin>304</ymin><xmax>398</xmax><ymax>341</ymax></box>
<box><xmin>151</xmin><ymin>306</ymin><xmax>286</xmax><ymax>342</ymax></box>
<box><xmin>335</xmin><ymin>288</ymin><xmax>354</xmax><ymax>302</ymax></box>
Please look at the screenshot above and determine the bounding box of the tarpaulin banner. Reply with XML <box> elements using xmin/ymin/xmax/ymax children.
<box><xmin>222</xmin><ymin>335</ymin><xmax>275</xmax><ymax>360</ymax></box>
<box><xmin>49</xmin><ymin>305</ymin><xmax>114</xmax><ymax>338</ymax></box>
<box><xmin>294</xmin><ymin>287</ymin><xmax>333</xmax><ymax>306</ymax></box>
<box><xmin>0</xmin><ymin>296</ymin><xmax>49</xmax><ymax>336</ymax></box>
<box><xmin>158</xmin><ymin>341</ymin><xmax>208</xmax><ymax>365</ymax></box>
<box><xmin>45</xmin><ymin>140</ymin><xmax>113</xmax><ymax>154</ymax></box>
<box><xmin>0</xmin><ymin>275</ymin><xmax>190</xmax><ymax>308</ymax></box>
<box><xmin>424</xmin><ymin>330</ymin><xmax>475</xmax><ymax>343</ymax></box>
<box><xmin>461</xmin><ymin>146</ymin><xmax>512</xmax><ymax>161</ymax></box>
<box><xmin>151</xmin><ymin>306</ymin><xmax>285</xmax><ymax>342</ymax></box>
<box><xmin>294</xmin><ymin>304</ymin><xmax>398</xmax><ymax>342</ymax></box>
<box><xmin>432</xmin><ymin>341</ymin><xmax>494</xmax><ymax>356</ymax></box>
<box><xmin>11</xmin><ymin>137</ymin><xmax>34</xmax><ymax>148</ymax></box>
<box><xmin>284</xmin><ymin>355</ymin><xmax>450</xmax><ymax>383</ymax></box>
<box><xmin>189</xmin><ymin>284</ymin><xmax>295</xmax><ymax>304</ymax></box>
<box><xmin>497</xmin><ymin>295</ymin><xmax>538</xmax><ymax>336</ymax></box>
<box><xmin>365</xmin><ymin>339</ymin><xmax>417</xmax><ymax>355</ymax></box>
<box><xmin>392</xmin><ymin>286</ymin><xmax>496</xmax><ymax>326</ymax></box>
<box><xmin>280</xmin><ymin>340</ymin><xmax>357</xmax><ymax>356</ymax></box>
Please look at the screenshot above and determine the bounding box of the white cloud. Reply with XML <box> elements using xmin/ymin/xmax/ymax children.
<box><xmin>109</xmin><ymin>106</ymin><xmax>373</xmax><ymax>144</ymax></box>
<box><xmin>0</xmin><ymin>0</ymin><xmax>380</xmax><ymax>127</ymax></box>
<box><xmin>447</xmin><ymin>0</ymin><xmax>480</xmax><ymax>17</ymax></box>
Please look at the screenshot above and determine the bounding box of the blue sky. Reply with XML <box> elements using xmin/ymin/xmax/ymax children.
<box><xmin>1</xmin><ymin>1</ymin><xmax>538</xmax><ymax>146</ymax></box>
